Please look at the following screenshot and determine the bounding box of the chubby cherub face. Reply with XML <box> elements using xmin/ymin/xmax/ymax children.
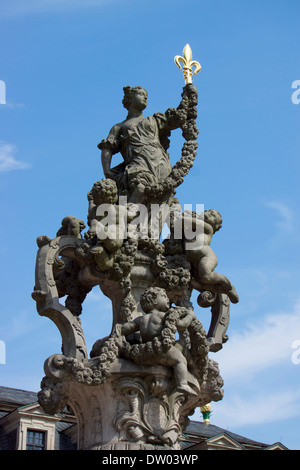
<box><xmin>140</xmin><ymin>287</ymin><xmax>170</xmax><ymax>313</ymax></box>
<box><xmin>204</xmin><ymin>209</ymin><xmax>222</xmax><ymax>232</ymax></box>
<box><xmin>155</xmin><ymin>289</ymin><xmax>170</xmax><ymax>312</ymax></box>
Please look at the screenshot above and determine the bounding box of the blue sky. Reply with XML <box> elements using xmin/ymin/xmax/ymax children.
<box><xmin>1</xmin><ymin>0</ymin><xmax>300</xmax><ymax>450</ymax></box>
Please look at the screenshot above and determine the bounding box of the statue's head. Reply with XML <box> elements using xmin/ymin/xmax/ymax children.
<box><xmin>122</xmin><ymin>86</ymin><xmax>148</xmax><ymax>111</ymax></box>
<box><xmin>204</xmin><ymin>209</ymin><xmax>222</xmax><ymax>232</ymax></box>
<box><xmin>91</xmin><ymin>179</ymin><xmax>118</xmax><ymax>206</ymax></box>
<box><xmin>140</xmin><ymin>287</ymin><xmax>170</xmax><ymax>313</ymax></box>
<box><xmin>58</xmin><ymin>216</ymin><xmax>85</xmax><ymax>237</ymax></box>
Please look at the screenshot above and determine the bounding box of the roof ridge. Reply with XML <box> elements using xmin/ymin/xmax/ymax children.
<box><xmin>186</xmin><ymin>419</ymin><xmax>269</xmax><ymax>447</ymax></box>
<box><xmin>0</xmin><ymin>385</ymin><xmax>38</xmax><ymax>395</ymax></box>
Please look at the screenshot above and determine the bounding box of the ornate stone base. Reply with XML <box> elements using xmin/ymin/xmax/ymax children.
<box><xmin>38</xmin><ymin>358</ymin><xmax>201</xmax><ymax>450</ymax></box>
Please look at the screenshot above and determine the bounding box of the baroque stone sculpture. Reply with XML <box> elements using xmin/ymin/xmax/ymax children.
<box><xmin>32</xmin><ymin>44</ymin><xmax>238</xmax><ymax>450</ymax></box>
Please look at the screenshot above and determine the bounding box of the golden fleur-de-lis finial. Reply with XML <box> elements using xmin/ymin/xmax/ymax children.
<box><xmin>174</xmin><ymin>44</ymin><xmax>201</xmax><ymax>84</ymax></box>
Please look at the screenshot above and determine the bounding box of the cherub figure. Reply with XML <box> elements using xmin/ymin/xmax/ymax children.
<box><xmin>117</xmin><ymin>287</ymin><xmax>197</xmax><ymax>396</ymax></box>
<box><xmin>181</xmin><ymin>209</ymin><xmax>239</xmax><ymax>303</ymax></box>
<box><xmin>86</xmin><ymin>178</ymin><xmax>138</xmax><ymax>271</ymax></box>
<box><xmin>56</xmin><ymin>216</ymin><xmax>85</xmax><ymax>238</ymax></box>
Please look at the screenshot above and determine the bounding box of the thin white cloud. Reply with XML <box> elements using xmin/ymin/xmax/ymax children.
<box><xmin>86</xmin><ymin>291</ymin><xmax>103</xmax><ymax>302</ymax></box>
<box><xmin>195</xmin><ymin>387</ymin><xmax>300</xmax><ymax>430</ymax></box>
<box><xmin>266</xmin><ymin>201</ymin><xmax>294</xmax><ymax>236</ymax></box>
<box><xmin>0</xmin><ymin>142</ymin><xmax>30</xmax><ymax>172</ymax></box>
<box><xmin>192</xmin><ymin>288</ymin><xmax>300</xmax><ymax>437</ymax></box>
<box><xmin>215</xmin><ymin>298</ymin><xmax>300</xmax><ymax>381</ymax></box>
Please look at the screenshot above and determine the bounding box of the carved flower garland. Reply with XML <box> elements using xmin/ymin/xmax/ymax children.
<box><xmin>144</xmin><ymin>87</ymin><xmax>199</xmax><ymax>200</ymax></box>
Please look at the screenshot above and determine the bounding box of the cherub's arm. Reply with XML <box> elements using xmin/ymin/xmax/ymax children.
<box><xmin>176</xmin><ymin>309</ymin><xmax>196</xmax><ymax>331</ymax></box>
<box><xmin>120</xmin><ymin>317</ymin><xmax>141</xmax><ymax>337</ymax></box>
<box><xmin>87</xmin><ymin>191</ymin><xmax>97</xmax><ymax>217</ymax></box>
<box><xmin>185</xmin><ymin>213</ymin><xmax>214</xmax><ymax>236</ymax></box>
<box><xmin>184</xmin><ymin>214</ymin><xmax>205</xmax><ymax>230</ymax></box>
<box><xmin>203</xmin><ymin>220</ymin><xmax>214</xmax><ymax>236</ymax></box>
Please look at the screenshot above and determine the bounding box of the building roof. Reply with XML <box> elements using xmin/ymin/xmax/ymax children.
<box><xmin>0</xmin><ymin>386</ymin><xmax>288</xmax><ymax>450</ymax></box>
<box><xmin>183</xmin><ymin>421</ymin><xmax>269</xmax><ymax>448</ymax></box>
<box><xmin>0</xmin><ymin>386</ymin><xmax>38</xmax><ymax>407</ymax></box>
<box><xmin>0</xmin><ymin>386</ymin><xmax>77</xmax><ymax>450</ymax></box>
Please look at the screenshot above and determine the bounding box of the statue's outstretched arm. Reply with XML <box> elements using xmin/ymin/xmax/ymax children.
<box><xmin>161</xmin><ymin>83</ymin><xmax>198</xmax><ymax>132</ymax></box>
<box><xmin>98</xmin><ymin>123</ymin><xmax>121</xmax><ymax>178</ymax></box>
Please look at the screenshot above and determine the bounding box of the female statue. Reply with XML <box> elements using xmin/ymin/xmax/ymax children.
<box><xmin>98</xmin><ymin>84</ymin><xmax>197</xmax><ymax>204</ymax></box>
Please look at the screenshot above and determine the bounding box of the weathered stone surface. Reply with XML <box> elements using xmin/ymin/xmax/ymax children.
<box><xmin>39</xmin><ymin>359</ymin><xmax>200</xmax><ymax>450</ymax></box>
<box><xmin>32</xmin><ymin>79</ymin><xmax>238</xmax><ymax>450</ymax></box>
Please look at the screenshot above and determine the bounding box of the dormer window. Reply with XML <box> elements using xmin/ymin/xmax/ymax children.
<box><xmin>26</xmin><ymin>429</ymin><xmax>46</xmax><ymax>450</ymax></box>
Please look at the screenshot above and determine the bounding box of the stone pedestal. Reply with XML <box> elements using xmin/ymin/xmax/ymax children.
<box><xmin>33</xmin><ymin>235</ymin><xmax>227</xmax><ymax>450</ymax></box>
<box><xmin>39</xmin><ymin>358</ymin><xmax>201</xmax><ymax>450</ymax></box>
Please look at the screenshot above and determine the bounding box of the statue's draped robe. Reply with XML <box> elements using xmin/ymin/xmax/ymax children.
<box><xmin>99</xmin><ymin>113</ymin><xmax>172</xmax><ymax>193</ymax></box>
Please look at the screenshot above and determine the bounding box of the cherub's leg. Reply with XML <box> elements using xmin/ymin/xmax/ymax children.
<box><xmin>201</xmin><ymin>270</ymin><xmax>232</xmax><ymax>290</ymax></box>
<box><xmin>196</xmin><ymin>248</ymin><xmax>219</xmax><ymax>282</ymax></box>
<box><xmin>197</xmin><ymin>250</ymin><xmax>239</xmax><ymax>303</ymax></box>
<box><xmin>164</xmin><ymin>347</ymin><xmax>198</xmax><ymax>396</ymax></box>
<box><xmin>227</xmin><ymin>286</ymin><xmax>239</xmax><ymax>303</ymax></box>
<box><xmin>91</xmin><ymin>245</ymin><xmax>114</xmax><ymax>271</ymax></box>
<box><xmin>129</xmin><ymin>182</ymin><xmax>146</xmax><ymax>204</ymax></box>
<box><xmin>103</xmin><ymin>236</ymin><xmax>124</xmax><ymax>253</ymax></box>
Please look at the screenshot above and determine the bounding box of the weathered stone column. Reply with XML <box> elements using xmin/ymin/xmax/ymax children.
<box><xmin>41</xmin><ymin>359</ymin><xmax>201</xmax><ymax>450</ymax></box>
